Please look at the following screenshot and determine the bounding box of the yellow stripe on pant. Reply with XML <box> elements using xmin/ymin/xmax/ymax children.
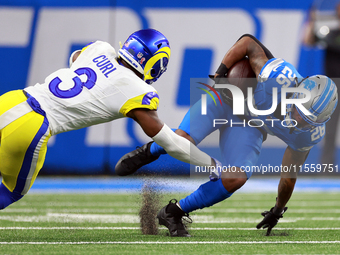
<box><xmin>0</xmin><ymin>90</ymin><xmax>51</xmax><ymax>195</ymax></box>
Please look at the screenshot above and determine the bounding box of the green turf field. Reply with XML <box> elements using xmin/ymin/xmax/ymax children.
<box><xmin>0</xmin><ymin>191</ymin><xmax>340</xmax><ymax>254</ymax></box>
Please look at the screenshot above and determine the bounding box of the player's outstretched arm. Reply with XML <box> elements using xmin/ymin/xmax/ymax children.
<box><xmin>127</xmin><ymin>108</ymin><xmax>214</xmax><ymax>167</ymax></box>
<box><xmin>277</xmin><ymin>146</ymin><xmax>308</xmax><ymax>207</ymax></box>
<box><xmin>114</xmin><ymin>128</ymin><xmax>196</xmax><ymax>176</ymax></box>
<box><xmin>257</xmin><ymin>146</ymin><xmax>309</xmax><ymax>235</ymax></box>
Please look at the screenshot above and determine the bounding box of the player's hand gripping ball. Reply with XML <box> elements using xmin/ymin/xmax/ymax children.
<box><xmin>225</xmin><ymin>57</ymin><xmax>257</xmax><ymax>98</ymax></box>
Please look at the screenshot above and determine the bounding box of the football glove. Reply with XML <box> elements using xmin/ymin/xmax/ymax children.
<box><xmin>256</xmin><ymin>206</ymin><xmax>288</xmax><ymax>236</ymax></box>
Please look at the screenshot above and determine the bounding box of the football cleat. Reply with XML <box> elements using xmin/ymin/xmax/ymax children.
<box><xmin>115</xmin><ymin>142</ymin><xmax>159</xmax><ymax>176</ymax></box>
<box><xmin>157</xmin><ymin>199</ymin><xmax>192</xmax><ymax>237</ymax></box>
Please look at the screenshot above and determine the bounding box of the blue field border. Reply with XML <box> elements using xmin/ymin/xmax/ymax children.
<box><xmin>10</xmin><ymin>176</ymin><xmax>340</xmax><ymax>193</ymax></box>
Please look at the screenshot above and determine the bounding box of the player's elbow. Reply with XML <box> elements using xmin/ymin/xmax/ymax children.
<box><xmin>237</xmin><ymin>34</ymin><xmax>257</xmax><ymax>42</ymax></box>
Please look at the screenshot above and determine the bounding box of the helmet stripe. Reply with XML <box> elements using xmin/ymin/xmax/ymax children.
<box><xmin>144</xmin><ymin>46</ymin><xmax>171</xmax><ymax>81</ymax></box>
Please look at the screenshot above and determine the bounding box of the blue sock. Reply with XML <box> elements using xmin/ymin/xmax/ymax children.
<box><xmin>150</xmin><ymin>142</ymin><xmax>167</xmax><ymax>156</ymax></box>
<box><xmin>149</xmin><ymin>128</ymin><xmax>177</xmax><ymax>156</ymax></box>
<box><xmin>179</xmin><ymin>179</ymin><xmax>233</xmax><ymax>213</ymax></box>
<box><xmin>0</xmin><ymin>184</ymin><xmax>23</xmax><ymax>210</ymax></box>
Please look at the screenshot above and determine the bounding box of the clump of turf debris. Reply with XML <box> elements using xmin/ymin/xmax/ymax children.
<box><xmin>139</xmin><ymin>178</ymin><xmax>162</xmax><ymax>235</ymax></box>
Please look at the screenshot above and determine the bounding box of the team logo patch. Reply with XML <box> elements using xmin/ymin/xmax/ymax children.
<box><xmin>139</xmin><ymin>57</ymin><xmax>146</xmax><ymax>65</ymax></box>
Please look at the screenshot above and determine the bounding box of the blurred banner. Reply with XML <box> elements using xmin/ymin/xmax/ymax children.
<box><xmin>0</xmin><ymin>0</ymin><xmax>338</xmax><ymax>175</ymax></box>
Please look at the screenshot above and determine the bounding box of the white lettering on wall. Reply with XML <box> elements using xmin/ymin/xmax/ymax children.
<box><xmin>0</xmin><ymin>7</ymin><xmax>33</xmax><ymax>46</ymax></box>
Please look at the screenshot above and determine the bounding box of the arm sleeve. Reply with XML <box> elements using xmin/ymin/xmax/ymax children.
<box><xmin>152</xmin><ymin>124</ymin><xmax>212</xmax><ymax>167</ymax></box>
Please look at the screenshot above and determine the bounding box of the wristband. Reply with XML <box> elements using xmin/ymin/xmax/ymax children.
<box><xmin>272</xmin><ymin>206</ymin><xmax>285</xmax><ymax>216</ymax></box>
<box><xmin>216</xmin><ymin>63</ymin><xmax>229</xmax><ymax>76</ymax></box>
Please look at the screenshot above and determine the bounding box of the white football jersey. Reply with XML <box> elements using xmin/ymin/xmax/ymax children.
<box><xmin>25</xmin><ymin>41</ymin><xmax>159</xmax><ymax>135</ymax></box>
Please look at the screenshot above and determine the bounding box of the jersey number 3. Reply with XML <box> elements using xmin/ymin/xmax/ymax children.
<box><xmin>49</xmin><ymin>67</ymin><xmax>97</xmax><ymax>98</ymax></box>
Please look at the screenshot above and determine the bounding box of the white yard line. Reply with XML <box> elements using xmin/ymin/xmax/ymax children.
<box><xmin>203</xmin><ymin>209</ymin><xmax>340</xmax><ymax>213</ymax></box>
<box><xmin>2</xmin><ymin>212</ymin><xmax>340</xmax><ymax>223</ymax></box>
<box><xmin>0</xmin><ymin>241</ymin><xmax>340</xmax><ymax>245</ymax></box>
<box><xmin>1</xmin><ymin>227</ymin><xmax>340</xmax><ymax>230</ymax></box>
<box><xmin>0</xmin><ymin>214</ymin><xmax>301</xmax><ymax>223</ymax></box>
<box><xmin>6</xmin><ymin>208</ymin><xmax>340</xmax><ymax>214</ymax></box>
<box><xmin>2</xmin><ymin>213</ymin><xmax>340</xmax><ymax>223</ymax></box>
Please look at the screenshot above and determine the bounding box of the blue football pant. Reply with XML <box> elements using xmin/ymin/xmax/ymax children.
<box><xmin>153</xmin><ymin>92</ymin><xmax>264</xmax><ymax>178</ymax></box>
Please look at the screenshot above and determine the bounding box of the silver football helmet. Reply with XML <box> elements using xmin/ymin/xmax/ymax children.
<box><xmin>285</xmin><ymin>75</ymin><xmax>338</xmax><ymax>133</ymax></box>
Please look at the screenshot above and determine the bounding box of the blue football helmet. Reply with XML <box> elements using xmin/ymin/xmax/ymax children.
<box><xmin>285</xmin><ymin>75</ymin><xmax>338</xmax><ymax>132</ymax></box>
<box><xmin>118</xmin><ymin>29</ymin><xmax>171</xmax><ymax>84</ymax></box>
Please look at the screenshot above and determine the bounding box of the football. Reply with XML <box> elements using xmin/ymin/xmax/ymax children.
<box><xmin>225</xmin><ymin>57</ymin><xmax>257</xmax><ymax>98</ymax></box>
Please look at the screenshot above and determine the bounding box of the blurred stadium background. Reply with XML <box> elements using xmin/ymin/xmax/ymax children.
<box><xmin>0</xmin><ymin>0</ymin><xmax>340</xmax><ymax>178</ymax></box>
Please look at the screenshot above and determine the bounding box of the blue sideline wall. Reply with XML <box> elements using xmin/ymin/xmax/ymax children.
<box><xmin>0</xmin><ymin>0</ymin><xmax>337</xmax><ymax>175</ymax></box>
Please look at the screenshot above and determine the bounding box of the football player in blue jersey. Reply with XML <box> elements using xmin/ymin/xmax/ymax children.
<box><xmin>115</xmin><ymin>34</ymin><xmax>338</xmax><ymax>237</ymax></box>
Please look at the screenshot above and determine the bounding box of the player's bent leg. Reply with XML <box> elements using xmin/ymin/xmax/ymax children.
<box><xmin>0</xmin><ymin>91</ymin><xmax>51</xmax><ymax>209</ymax></box>
<box><xmin>178</xmin><ymin>169</ymin><xmax>247</xmax><ymax>214</ymax></box>
<box><xmin>157</xmin><ymin>175</ymin><xmax>246</xmax><ymax>237</ymax></box>
<box><xmin>157</xmin><ymin>199</ymin><xmax>192</xmax><ymax>237</ymax></box>
<box><xmin>221</xmin><ymin>168</ymin><xmax>248</xmax><ymax>193</ymax></box>
<box><xmin>0</xmin><ymin>117</ymin><xmax>50</xmax><ymax>208</ymax></box>
<box><xmin>0</xmin><ymin>184</ymin><xmax>23</xmax><ymax>209</ymax></box>
<box><xmin>158</xmin><ymin>116</ymin><xmax>262</xmax><ymax>236</ymax></box>
<box><xmin>179</xmin><ymin>178</ymin><xmax>234</xmax><ymax>213</ymax></box>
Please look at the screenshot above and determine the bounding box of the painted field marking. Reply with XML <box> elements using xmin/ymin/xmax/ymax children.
<box><xmin>203</xmin><ymin>209</ymin><xmax>340</xmax><ymax>213</ymax></box>
<box><xmin>5</xmin><ymin>208</ymin><xmax>340</xmax><ymax>214</ymax></box>
<box><xmin>0</xmin><ymin>214</ymin><xmax>302</xmax><ymax>223</ymax></box>
<box><xmin>3</xmin><ymin>213</ymin><xmax>340</xmax><ymax>223</ymax></box>
<box><xmin>1</xmin><ymin>241</ymin><xmax>340</xmax><ymax>245</ymax></box>
<box><xmin>1</xmin><ymin>227</ymin><xmax>340</xmax><ymax>231</ymax></box>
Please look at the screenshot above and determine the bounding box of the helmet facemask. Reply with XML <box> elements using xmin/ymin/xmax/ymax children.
<box><xmin>285</xmin><ymin>75</ymin><xmax>338</xmax><ymax>134</ymax></box>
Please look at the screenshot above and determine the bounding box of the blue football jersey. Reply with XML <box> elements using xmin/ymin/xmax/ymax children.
<box><xmin>247</xmin><ymin>58</ymin><xmax>325</xmax><ymax>151</ymax></box>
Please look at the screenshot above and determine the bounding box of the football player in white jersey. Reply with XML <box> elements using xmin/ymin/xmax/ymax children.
<box><xmin>0</xmin><ymin>29</ymin><xmax>218</xmax><ymax>210</ymax></box>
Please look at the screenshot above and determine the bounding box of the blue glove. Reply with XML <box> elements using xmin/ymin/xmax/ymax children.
<box><xmin>209</xmin><ymin>158</ymin><xmax>223</xmax><ymax>181</ymax></box>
